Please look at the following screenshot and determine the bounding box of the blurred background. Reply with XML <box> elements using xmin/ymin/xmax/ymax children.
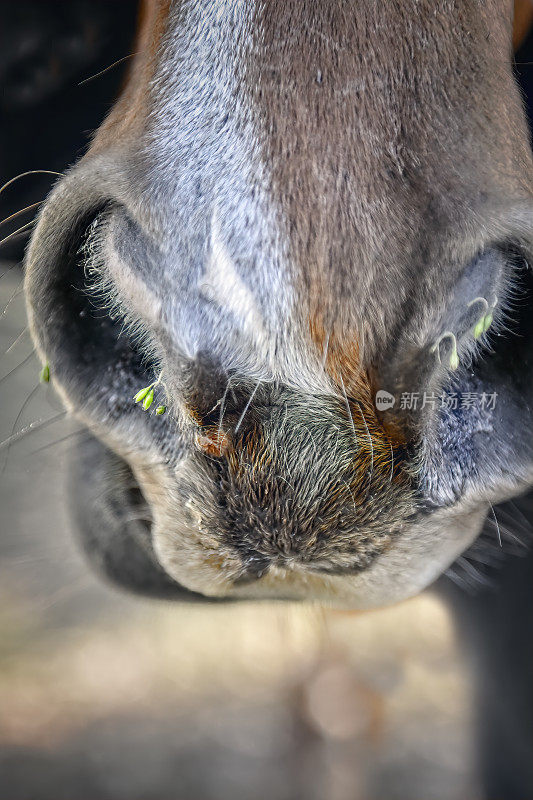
<box><xmin>1</xmin><ymin>2</ymin><xmax>532</xmax><ymax>799</ymax></box>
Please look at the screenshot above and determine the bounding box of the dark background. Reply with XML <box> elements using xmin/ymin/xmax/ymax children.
<box><xmin>1</xmin><ymin>1</ymin><xmax>138</xmax><ymax>260</ymax></box>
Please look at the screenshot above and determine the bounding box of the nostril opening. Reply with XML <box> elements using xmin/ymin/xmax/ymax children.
<box><xmin>26</xmin><ymin>204</ymin><xmax>158</xmax><ymax>422</ymax></box>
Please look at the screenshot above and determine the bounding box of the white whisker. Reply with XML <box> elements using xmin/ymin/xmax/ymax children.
<box><xmin>29</xmin><ymin>428</ymin><xmax>89</xmax><ymax>457</ymax></box>
<box><xmin>490</xmin><ymin>503</ymin><xmax>502</xmax><ymax>547</ymax></box>
<box><xmin>218</xmin><ymin>378</ymin><xmax>231</xmax><ymax>440</ymax></box>
<box><xmin>235</xmin><ymin>379</ymin><xmax>261</xmax><ymax>433</ymax></box>
<box><xmin>0</xmin><ymin>412</ymin><xmax>68</xmax><ymax>453</ymax></box>
<box><xmin>2</xmin><ymin>279</ymin><xmax>25</xmax><ymax>315</ymax></box>
<box><xmin>0</xmin><ymin>349</ymin><xmax>36</xmax><ymax>386</ymax></box>
<box><xmin>0</xmin><ymin>383</ymin><xmax>42</xmax><ymax>475</ymax></box>
<box><xmin>4</xmin><ymin>326</ymin><xmax>28</xmax><ymax>356</ymax></box>
<box><xmin>0</xmin><ymin>263</ymin><xmax>18</xmax><ymax>281</ymax></box>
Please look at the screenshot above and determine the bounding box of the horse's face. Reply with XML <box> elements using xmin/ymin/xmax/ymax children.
<box><xmin>24</xmin><ymin>0</ymin><xmax>533</xmax><ymax>606</ymax></box>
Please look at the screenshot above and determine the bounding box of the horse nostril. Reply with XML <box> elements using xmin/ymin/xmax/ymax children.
<box><xmin>25</xmin><ymin>203</ymin><xmax>161</xmax><ymax>429</ymax></box>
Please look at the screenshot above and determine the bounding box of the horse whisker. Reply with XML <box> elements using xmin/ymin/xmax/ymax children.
<box><xmin>0</xmin><ymin>383</ymin><xmax>42</xmax><ymax>475</ymax></box>
<box><xmin>0</xmin><ymin>263</ymin><xmax>19</xmax><ymax>281</ymax></box>
<box><xmin>489</xmin><ymin>503</ymin><xmax>502</xmax><ymax>547</ymax></box>
<box><xmin>217</xmin><ymin>378</ymin><xmax>231</xmax><ymax>441</ymax></box>
<box><xmin>0</xmin><ymin>170</ymin><xmax>64</xmax><ymax>196</ymax></box>
<box><xmin>0</xmin><ymin>411</ymin><xmax>68</xmax><ymax>453</ymax></box>
<box><xmin>4</xmin><ymin>327</ymin><xmax>28</xmax><ymax>356</ymax></box>
<box><xmin>28</xmin><ymin>428</ymin><xmax>89</xmax><ymax>456</ymax></box>
<box><xmin>0</xmin><ymin>201</ymin><xmax>43</xmax><ymax>229</ymax></box>
<box><xmin>0</xmin><ymin>349</ymin><xmax>36</xmax><ymax>387</ymax></box>
<box><xmin>235</xmin><ymin>379</ymin><xmax>260</xmax><ymax>433</ymax></box>
<box><xmin>0</xmin><ymin>220</ymin><xmax>36</xmax><ymax>248</ymax></box>
<box><xmin>78</xmin><ymin>53</ymin><xmax>136</xmax><ymax>86</ymax></box>
<box><xmin>2</xmin><ymin>280</ymin><xmax>24</xmax><ymax>315</ymax></box>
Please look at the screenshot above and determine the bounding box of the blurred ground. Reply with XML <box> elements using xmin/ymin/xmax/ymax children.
<box><xmin>0</xmin><ymin>267</ymin><xmax>481</xmax><ymax>799</ymax></box>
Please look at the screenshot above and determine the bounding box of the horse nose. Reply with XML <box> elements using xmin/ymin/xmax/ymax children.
<box><xmin>24</xmin><ymin>163</ymin><xmax>163</xmax><ymax>435</ymax></box>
